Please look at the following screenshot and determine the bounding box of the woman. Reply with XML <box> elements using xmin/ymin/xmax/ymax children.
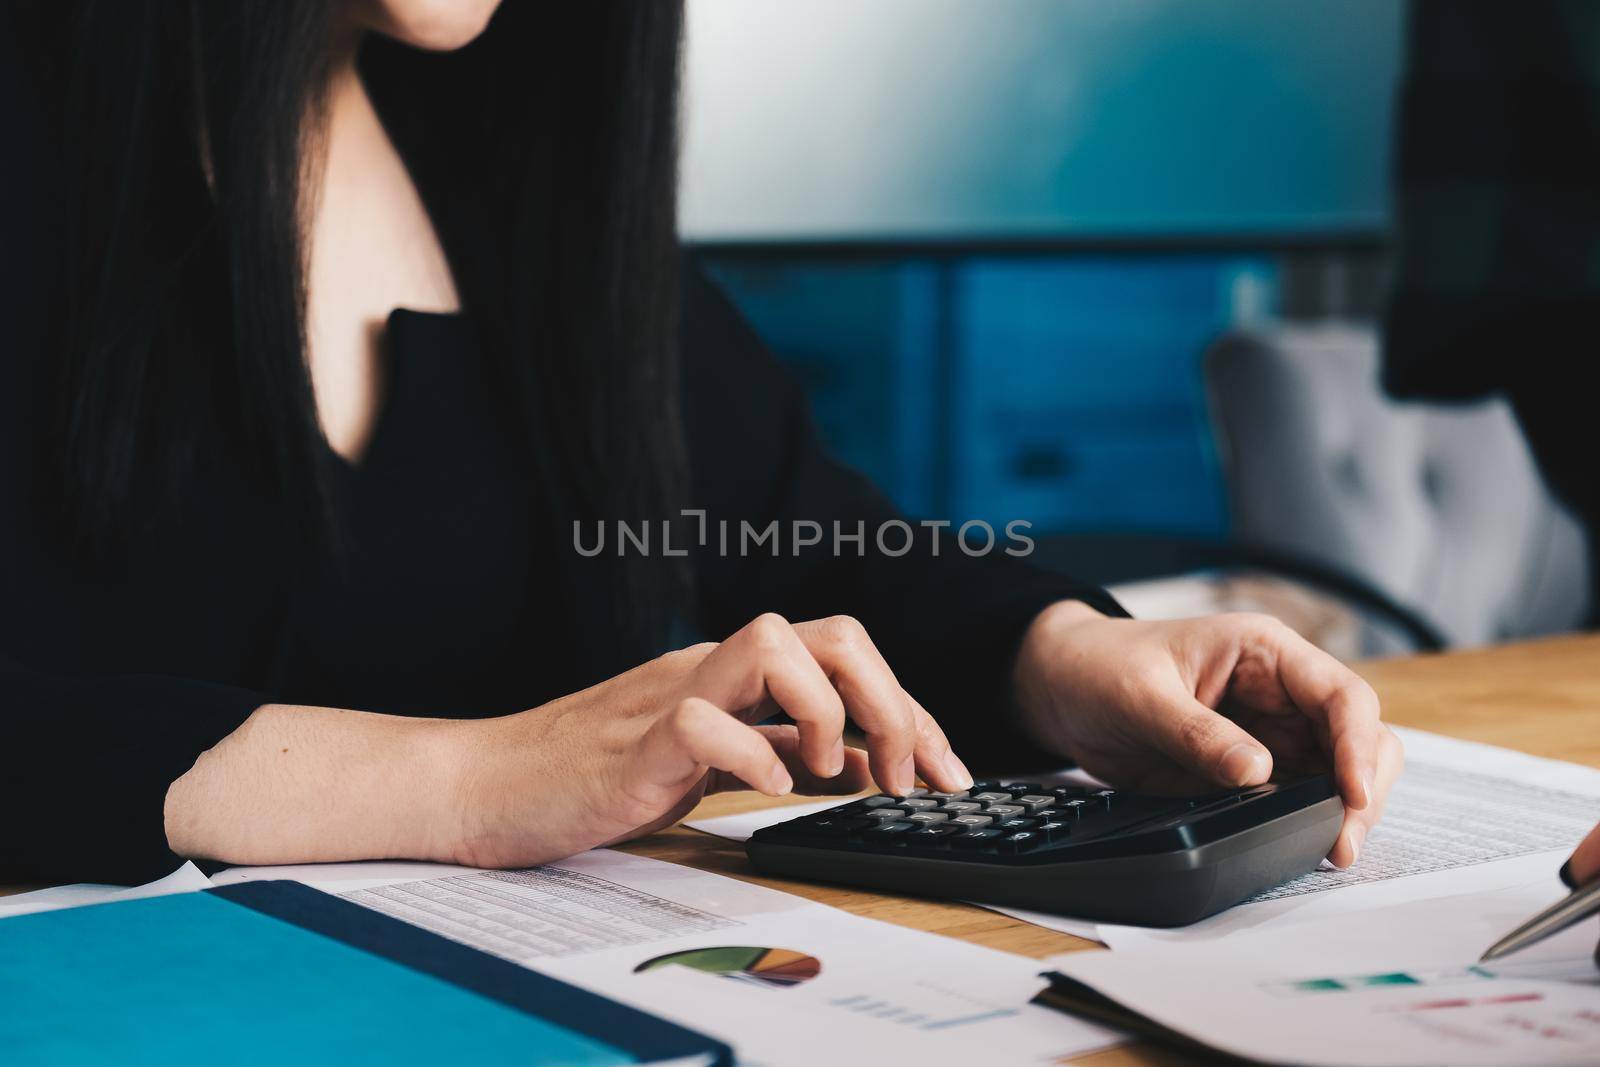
<box><xmin>0</xmin><ymin>0</ymin><xmax>1400</xmax><ymax>884</ymax></box>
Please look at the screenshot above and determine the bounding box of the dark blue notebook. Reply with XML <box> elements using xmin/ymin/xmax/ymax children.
<box><xmin>0</xmin><ymin>879</ymin><xmax>732</xmax><ymax>1066</ymax></box>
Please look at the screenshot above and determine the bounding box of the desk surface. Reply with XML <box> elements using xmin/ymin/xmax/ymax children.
<box><xmin>619</xmin><ymin>632</ymin><xmax>1600</xmax><ymax>1066</ymax></box>
<box><xmin>6</xmin><ymin>633</ymin><xmax>1597</xmax><ymax>1064</ymax></box>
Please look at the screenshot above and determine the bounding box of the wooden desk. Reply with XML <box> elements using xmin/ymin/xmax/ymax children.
<box><xmin>4</xmin><ymin>634</ymin><xmax>1595</xmax><ymax>1063</ymax></box>
<box><xmin>618</xmin><ymin>633</ymin><xmax>1600</xmax><ymax>1065</ymax></box>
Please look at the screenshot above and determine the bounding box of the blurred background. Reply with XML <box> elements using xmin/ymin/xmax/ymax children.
<box><xmin>677</xmin><ymin>0</ymin><xmax>1593</xmax><ymax>660</ymax></box>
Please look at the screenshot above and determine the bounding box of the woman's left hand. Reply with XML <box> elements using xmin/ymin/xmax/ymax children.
<box><xmin>1013</xmin><ymin>601</ymin><xmax>1404</xmax><ymax>869</ymax></box>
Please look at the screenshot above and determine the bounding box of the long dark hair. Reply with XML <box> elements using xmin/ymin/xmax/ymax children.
<box><xmin>11</xmin><ymin>0</ymin><xmax>689</xmax><ymax>648</ymax></box>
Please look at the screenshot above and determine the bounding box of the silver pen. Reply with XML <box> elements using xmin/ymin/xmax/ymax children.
<box><xmin>1480</xmin><ymin>861</ymin><xmax>1600</xmax><ymax>963</ymax></box>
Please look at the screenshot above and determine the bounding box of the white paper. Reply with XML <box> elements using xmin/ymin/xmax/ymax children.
<box><xmin>978</xmin><ymin>904</ymin><xmax>1104</xmax><ymax>943</ymax></box>
<box><xmin>223</xmin><ymin>850</ymin><xmax>1123</xmax><ymax>1066</ymax></box>
<box><xmin>685</xmin><ymin>797</ymin><xmax>1106</xmax><ymax>942</ymax></box>
<box><xmin>1044</xmin><ymin>879</ymin><xmax>1600</xmax><ymax>1066</ymax></box>
<box><xmin>682</xmin><ymin>798</ymin><xmax>843</xmax><ymax>843</ymax></box>
<box><xmin>1098</xmin><ymin>726</ymin><xmax>1600</xmax><ymax>950</ymax></box>
<box><xmin>0</xmin><ymin>861</ymin><xmax>213</xmax><ymax>919</ymax></box>
<box><xmin>209</xmin><ymin>859</ymin><xmax>485</xmax><ymax>893</ymax></box>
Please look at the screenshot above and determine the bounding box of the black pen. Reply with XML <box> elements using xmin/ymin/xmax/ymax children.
<box><xmin>1480</xmin><ymin>860</ymin><xmax>1600</xmax><ymax>963</ymax></box>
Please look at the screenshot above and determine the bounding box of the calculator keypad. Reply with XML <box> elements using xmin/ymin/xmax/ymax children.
<box><xmin>774</xmin><ymin>780</ymin><xmax>1184</xmax><ymax>859</ymax></box>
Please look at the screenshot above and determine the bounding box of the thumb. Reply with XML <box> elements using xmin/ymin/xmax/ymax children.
<box><xmin>1147</xmin><ymin>697</ymin><xmax>1273</xmax><ymax>788</ymax></box>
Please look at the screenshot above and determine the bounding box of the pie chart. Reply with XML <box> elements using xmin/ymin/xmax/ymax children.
<box><xmin>633</xmin><ymin>946</ymin><xmax>822</xmax><ymax>989</ymax></box>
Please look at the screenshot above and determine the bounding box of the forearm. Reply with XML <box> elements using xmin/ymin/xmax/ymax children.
<box><xmin>163</xmin><ymin>703</ymin><xmax>469</xmax><ymax>866</ymax></box>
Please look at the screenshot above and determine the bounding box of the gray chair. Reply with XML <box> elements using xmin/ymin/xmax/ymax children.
<box><xmin>1204</xmin><ymin>322</ymin><xmax>1590</xmax><ymax>652</ymax></box>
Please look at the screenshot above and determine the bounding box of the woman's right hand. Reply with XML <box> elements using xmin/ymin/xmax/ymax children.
<box><xmin>444</xmin><ymin>613</ymin><xmax>973</xmax><ymax>869</ymax></box>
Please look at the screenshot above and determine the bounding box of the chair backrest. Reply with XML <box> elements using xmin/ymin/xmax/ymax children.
<box><xmin>1205</xmin><ymin>323</ymin><xmax>1590</xmax><ymax>647</ymax></box>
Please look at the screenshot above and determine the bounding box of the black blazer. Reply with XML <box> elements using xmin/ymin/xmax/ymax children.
<box><xmin>0</xmin><ymin>29</ymin><xmax>1118</xmax><ymax>886</ymax></box>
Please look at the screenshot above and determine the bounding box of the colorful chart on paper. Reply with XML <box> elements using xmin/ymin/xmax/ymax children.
<box><xmin>634</xmin><ymin>946</ymin><xmax>822</xmax><ymax>989</ymax></box>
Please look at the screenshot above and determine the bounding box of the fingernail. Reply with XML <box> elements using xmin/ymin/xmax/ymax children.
<box><xmin>1220</xmin><ymin>742</ymin><xmax>1270</xmax><ymax>786</ymax></box>
<box><xmin>943</xmin><ymin>751</ymin><xmax>974</xmax><ymax>791</ymax></box>
<box><xmin>771</xmin><ymin>768</ymin><xmax>794</xmax><ymax>796</ymax></box>
<box><xmin>896</xmin><ymin>754</ymin><xmax>916</xmax><ymax>796</ymax></box>
<box><xmin>827</xmin><ymin>738</ymin><xmax>846</xmax><ymax>777</ymax></box>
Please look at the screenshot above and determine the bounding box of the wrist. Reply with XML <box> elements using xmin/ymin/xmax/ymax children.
<box><xmin>1012</xmin><ymin>599</ymin><xmax>1107</xmax><ymax>752</ymax></box>
<box><xmin>406</xmin><ymin>715</ymin><xmax>482</xmax><ymax>863</ymax></box>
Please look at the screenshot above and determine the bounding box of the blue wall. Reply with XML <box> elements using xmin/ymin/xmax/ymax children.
<box><xmin>705</xmin><ymin>254</ymin><xmax>1275</xmax><ymax>536</ymax></box>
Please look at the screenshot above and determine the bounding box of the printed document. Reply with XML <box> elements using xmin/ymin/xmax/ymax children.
<box><xmin>1045</xmin><ymin>878</ymin><xmax>1600</xmax><ymax>1065</ymax></box>
<box><xmin>215</xmin><ymin>850</ymin><xmax>1122</xmax><ymax>1066</ymax></box>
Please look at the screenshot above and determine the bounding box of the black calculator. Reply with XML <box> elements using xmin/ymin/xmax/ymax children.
<box><xmin>746</xmin><ymin>776</ymin><xmax>1342</xmax><ymax>927</ymax></box>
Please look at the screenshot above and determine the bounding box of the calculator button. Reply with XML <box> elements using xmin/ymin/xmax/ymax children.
<box><xmin>968</xmin><ymin>779</ymin><xmax>1004</xmax><ymax>793</ymax></box>
<box><xmin>895</xmin><ymin>788</ymin><xmax>929</xmax><ymax>799</ymax></box>
<box><xmin>862</xmin><ymin>821</ymin><xmax>917</xmax><ymax>841</ymax></box>
<box><xmin>951</xmin><ymin>828</ymin><xmax>1004</xmax><ymax>849</ymax></box>
<box><xmin>999</xmin><ymin>830</ymin><xmax>1043</xmax><ymax>853</ymax></box>
<box><xmin>951</xmin><ymin>814</ymin><xmax>993</xmax><ymax>828</ymax></box>
<box><xmin>861</xmin><ymin>808</ymin><xmax>908</xmax><ymax>821</ymax></box>
<box><xmin>925</xmin><ymin>790</ymin><xmax>970</xmax><ymax>800</ymax></box>
<box><xmin>972</xmin><ymin>792</ymin><xmax>1013</xmax><ymax>804</ymax></box>
<box><xmin>906</xmin><ymin>824</ymin><xmax>964</xmax><ymax>844</ymax></box>
<box><xmin>994</xmin><ymin>817</ymin><xmax>1038</xmax><ymax>833</ymax></box>
<box><xmin>1015</xmin><ymin>795</ymin><xmax>1055</xmax><ymax>812</ymax></box>
<box><xmin>1051</xmin><ymin>786</ymin><xmax>1092</xmax><ymax>800</ymax></box>
<box><xmin>860</xmin><ymin>796</ymin><xmax>899</xmax><ymax>808</ymax></box>
<box><xmin>938</xmin><ymin>801</ymin><xmax>982</xmax><ymax>815</ymax></box>
<box><xmin>1092</xmin><ymin>789</ymin><xmax>1116</xmax><ymax>808</ymax></box>
<box><xmin>899</xmin><ymin>798</ymin><xmax>940</xmax><ymax>811</ymax></box>
<box><xmin>906</xmin><ymin>811</ymin><xmax>949</xmax><ymax>824</ymax></box>
<box><xmin>1037</xmin><ymin>820</ymin><xmax>1071</xmax><ymax>842</ymax></box>
<box><xmin>982</xmin><ymin>804</ymin><xmax>1025</xmax><ymax>818</ymax></box>
<box><xmin>1055</xmin><ymin>799</ymin><xmax>1090</xmax><ymax>818</ymax></box>
<box><xmin>1002</xmin><ymin>782</ymin><xmax>1044</xmax><ymax>795</ymax></box>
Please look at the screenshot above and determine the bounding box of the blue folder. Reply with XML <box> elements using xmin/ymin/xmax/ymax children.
<box><xmin>0</xmin><ymin>879</ymin><xmax>732</xmax><ymax>1065</ymax></box>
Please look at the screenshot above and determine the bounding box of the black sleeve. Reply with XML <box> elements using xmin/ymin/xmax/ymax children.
<box><xmin>679</xmin><ymin>262</ymin><xmax>1126</xmax><ymax>771</ymax></box>
<box><xmin>0</xmin><ymin>659</ymin><xmax>266</xmax><ymax>885</ymax></box>
<box><xmin>0</xmin><ymin>330</ymin><xmax>271</xmax><ymax>884</ymax></box>
<box><xmin>0</xmin><ymin>28</ymin><xmax>269</xmax><ymax>886</ymax></box>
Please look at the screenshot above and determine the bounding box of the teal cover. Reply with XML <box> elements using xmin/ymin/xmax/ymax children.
<box><xmin>0</xmin><ymin>890</ymin><xmax>634</xmax><ymax>1065</ymax></box>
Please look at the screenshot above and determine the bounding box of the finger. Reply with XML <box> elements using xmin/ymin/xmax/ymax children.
<box><xmin>1327</xmin><ymin>724</ymin><xmax>1403</xmax><ymax>868</ymax></box>
<box><xmin>646</xmin><ymin>697</ymin><xmax>793</xmax><ymax>797</ymax></box>
<box><xmin>1145</xmin><ymin>693</ymin><xmax>1274</xmax><ymax>789</ymax></box>
<box><xmin>1566</xmin><ymin>820</ymin><xmax>1600</xmax><ymax>886</ymax></box>
<box><xmin>906</xmin><ymin>693</ymin><xmax>973</xmax><ymax>793</ymax></box>
<box><xmin>792</xmin><ymin>615</ymin><xmax>956</xmax><ymax>794</ymax></box>
<box><xmin>692</xmin><ymin>614</ymin><xmax>848</xmax><ymax>780</ymax></box>
<box><xmin>1272</xmin><ymin>629</ymin><xmax>1382</xmax><ymax>811</ymax></box>
<box><xmin>710</xmin><ymin>725</ymin><xmax>876</xmax><ymax>796</ymax></box>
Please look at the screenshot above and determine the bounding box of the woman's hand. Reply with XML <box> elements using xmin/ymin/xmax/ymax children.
<box><xmin>1013</xmin><ymin>601</ymin><xmax>1403</xmax><ymax>869</ymax></box>
<box><xmin>446</xmin><ymin>613</ymin><xmax>972</xmax><ymax>869</ymax></box>
<box><xmin>168</xmin><ymin>612</ymin><xmax>966</xmax><ymax>870</ymax></box>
